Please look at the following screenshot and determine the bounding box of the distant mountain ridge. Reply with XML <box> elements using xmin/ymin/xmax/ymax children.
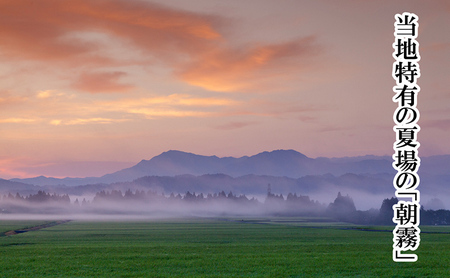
<box><xmin>9</xmin><ymin>149</ymin><xmax>449</xmax><ymax>188</ymax></box>
<box><xmin>100</xmin><ymin>149</ymin><xmax>399</xmax><ymax>184</ymax></box>
<box><xmin>4</xmin><ymin>149</ymin><xmax>450</xmax><ymax>210</ymax></box>
<box><xmin>4</xmin><ymin>171</ymin><xmax>450</xmax><ymax>210</ymax></box>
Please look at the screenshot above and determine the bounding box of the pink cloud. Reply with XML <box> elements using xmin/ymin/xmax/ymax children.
<box><xmin>0</xmin><ymin>90</ymin><xmax>27</xmax><ymax>106</ymax></box>
<box><xmin>421</xmin><ymin>42</ymin><xmax>450</xmax><ymax>53</ymax></box>
<box><xmin>0</xmin><ymin>0</ymin><xmax>322</xmax><ymax>94</ymax></box>
<box><xmin>0</xmin><ymin>0</ymin><xmax>222</xmax><ymax>63</ymax></box>
<box><xmin>423</xmin><ymin>119</ymin><xmax>450</xmax><ymax>130</ymax></box>
<box><xmin>73</xmin><ymin>71</ymin><xmax>133</xmax><ymax>93</ymax></box>
<box><xmin>213</xmin><ymin>121</ymin><xmax>258</xmax><ymax>130</ymax></box>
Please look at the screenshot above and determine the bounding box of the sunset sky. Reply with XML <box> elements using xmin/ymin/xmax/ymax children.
<box><xmin>1</xmin><ymin>0</ymin><xmax>449</xmax><ymax>179</ymax></box>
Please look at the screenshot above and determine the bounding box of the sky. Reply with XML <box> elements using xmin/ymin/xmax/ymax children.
<box><xmin>0</xmin><ymin>0</ymin><xmax>449</xmax><ymax>179</ymax></box>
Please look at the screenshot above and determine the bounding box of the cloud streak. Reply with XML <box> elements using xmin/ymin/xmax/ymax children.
<box><xmin>178</xmin><ymin>36</ymin><xmax>321</xmax><ymax>92</ymax></box>
<box><xmin>0</xmin><ymin>118</ymin><xmax>37</xmax><ymax>124</ymax></box>
<box><xmin>101</xmin><ymin>94</ymin><xmax>239</xmax><ymax>119</ymax></box>
<box><xmin>50</xmin><ymin>118</ymin><xmax>130</xmax><ymax>126</ymax></box>
<box><xmin>422</xmin><ymin>119</ymin><xmax>450</xmax><ymax>130</ymax></box>
<box><xmin>2</xmin><ymin>92</ymin><xmax>243</xmax><ymax>127</ymax></box>
<box><xmin>213</xmin><ymin>121</ymin><xmax>258</xmax><ymax>130</ymax></box>
<box><xmin>0</xmin><ymin>91</ymin><xmax>28</xmax><ymax>106</ymax></box>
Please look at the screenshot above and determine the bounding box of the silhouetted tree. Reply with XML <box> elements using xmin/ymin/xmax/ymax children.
<box><xmin>377</xmin><ymin>197</ymin><xmax>398</xmax><ymax>225</ymax></box>
<box><xmin>327</xmin><ymin>192</ymin><xmax>357</xmax><ymax>222</ymax></box>
<box><xmin>421</xmin><ymin>209</ymin><xmax>450</xmax><ymax>225</ymax></box>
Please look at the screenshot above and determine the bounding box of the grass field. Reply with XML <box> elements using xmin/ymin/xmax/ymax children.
<box><xmin>0</xmin><ymin>220</ymin><xmax>51</xmax><ymax>234</ymax></box>
<box><xmin>0</xmin><ymin>217</ymin><xmax>449</xmax><ymax>277</ymax></box>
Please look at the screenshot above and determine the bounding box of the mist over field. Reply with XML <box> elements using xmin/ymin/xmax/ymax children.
<box><xmin>0</xmin><ymin>188</ymin><xmax>321</xmax><ymax>219</ymax></box>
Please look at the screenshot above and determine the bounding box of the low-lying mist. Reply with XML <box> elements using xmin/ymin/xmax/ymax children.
<box><xmin>1</xmin><ymin>189</ymin><xmax>448</xmax><ymax>224</ymax></box>
<box><xmin>0</xmin><ymin>191</ymin><xmax>324</xmax><ymax>220</ymax></box>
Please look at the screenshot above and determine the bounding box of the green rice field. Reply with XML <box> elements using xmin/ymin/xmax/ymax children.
<box><xmin>0</xmin><ymin>217</ymin><xmax>449</xmax><ymax>277</ymax></box>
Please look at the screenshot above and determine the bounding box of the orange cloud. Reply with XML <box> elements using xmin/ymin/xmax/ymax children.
<box><xmin>1</xmin><ymin>91</ymin><xmax>240</xmax><ymax>128</ymax></box>
<box><xmin>0</xmin><ymin>0</ymin><xmax>222</xmax><ymax>63</ymax></box>
<box><xmin>50</xmin><ymin>118</ymin><xmax>129</xmax><ymax>126</ymax></box>
<box><xmin>0</xmin><ymin>96</ymin><xmax>27</xmax><ymax>107</ymax></box>
<box><xmin>126</xmin><ymin>108</ymin><xmax>210</xmax><ymax>119</ymax></box>
<box><xmin>100</xmin><ymin>94</ymin><xmax>238</xmax><ymax>118</ymax></box>
<box><xmin>0</xmin><ymin>90</ymin><xmax>28</xmax><ymax>106</ymax></box>
<box><xmin>73</xmin><ymin>71</ymin><xmax>133</xmax><ymax>93</ymax></box>
<box><xmin>36</xmin><ymin>90</ymin><xmax>53</xmax><ymax>99</ymax></box>
<box><xmin>0</xmin><ymin>118</ymin><xmax>37</xmax><ymax>124</ymax></box>
<box><xmin>137</xmin><ymin>94</ymin><xmax>239</xmax><ymax>107</ymax></box>
<box><xmin>0</xmin><ymin>0</ymin><xmax>322</xmax><ymax>94</ymax></box>
<box><xmin>0</xmin><ymin>0</ymin><xmax>225</xmax><ymax>94</ymax></box>
<box><xmin>178</xmin><ymin>37</ymin><xmax>321</xmax><ymax>92</ymax></box>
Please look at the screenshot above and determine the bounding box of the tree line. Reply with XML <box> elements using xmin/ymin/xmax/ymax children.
<box><xmin>2</xmin><ymin>191</ymin><xmax>70</xmax><ymax>204</ymax></box>
<box><xmin>0</xmin><ymin>189</ymin><xmax>449</xmax><ymax>225</ymax></box>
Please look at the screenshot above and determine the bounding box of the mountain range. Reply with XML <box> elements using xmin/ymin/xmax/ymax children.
<box><xmin>2</xmin><ymin>149</ymin><xmax>449</xmax><ymax>210</ymax></box>
<box><xmin>10</xmin><ymin>149</ymin><xmax>398</xmax><ymax>186</ymax></box>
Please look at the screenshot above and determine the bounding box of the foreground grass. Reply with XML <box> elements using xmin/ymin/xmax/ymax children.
<box><xmin>0</xmin><ymin>218</ymin><xmax>449</xmax><ymax>277</ymax></box>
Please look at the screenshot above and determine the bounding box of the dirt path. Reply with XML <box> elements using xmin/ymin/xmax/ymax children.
<box><xmin>3</xmin><ymin>220</ymin><xmax>71</xmax><ymax>236</ymax></box>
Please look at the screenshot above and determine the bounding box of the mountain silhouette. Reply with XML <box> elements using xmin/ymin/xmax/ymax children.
<box><xmin>4</xmin><ymin>150</ymin><xmax>450</xmax><ymax>210</ymax></box>
<box><xmin>9</xmin><ymin>150</ymin><xmax>449</xmax><ymax>188</ymax></box>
